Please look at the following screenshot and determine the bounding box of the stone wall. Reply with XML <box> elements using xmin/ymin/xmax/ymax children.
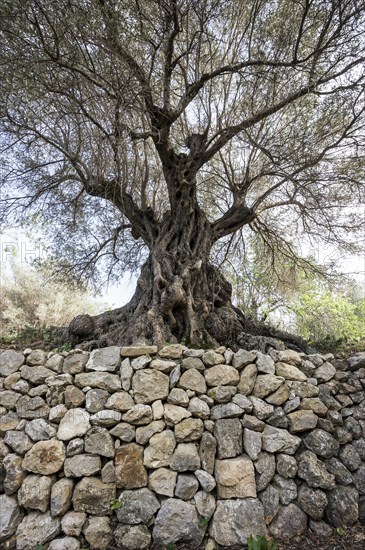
<box><xmin>0</xmin><ymin>344</ymin><xmax>365</xmax><ymax>550</ymax></box>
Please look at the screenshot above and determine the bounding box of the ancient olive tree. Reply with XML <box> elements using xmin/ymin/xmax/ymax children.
<box><xmin>1</xmin><ymin>0</ymin><xmax>365</xmax><ymax>348</ymax></box>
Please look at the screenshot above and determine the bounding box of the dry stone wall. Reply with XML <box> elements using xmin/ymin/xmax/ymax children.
<box><xmin>0</xmin><ymin>344</ymin><xmax>365</xmax><ymax>549</ymax></box>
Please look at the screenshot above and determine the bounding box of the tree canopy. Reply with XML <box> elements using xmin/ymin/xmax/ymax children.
<box><xmin>1</xmin><ymin>0</ymin><xmax>364</xmax><ymax>348</ymax></box>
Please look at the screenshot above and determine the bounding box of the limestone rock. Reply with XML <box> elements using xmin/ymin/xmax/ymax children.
<box><xmin>210</xmin><ymin>499</ymin><xmax>266</xmax><ymax>546</ymax></box>
<box><xmin>199</xmin><ymin>432</ymin><xmax>217</xmax><ymax>474</ymax></box>
<box><xmin>64</xmin><ymin>385</ymin><xmax>85</xmax><ymax>408</ymax></box>
<box><xmin>20</xmin><ymin>365</ymin><xmax>54</xmax><ymax>384</ymax></box>
<box><xmin>0</xmin><ymin>350</ymin><xmax>24</xmax><ymax>377</ymax></box>
<box><xmin>315</xmin><ymin>362</ymin><xmax>336</xmax><ymax>383</ymax></box>
<box><xmin>259</xmin><ymin>484</ymin><xmax>280</xmax><ymax>524</ymax></box>
<box><xmin>22</xmin><ymin>439</ymin><xmax>66</xmax><ymax>474</ymax></box>
<box><xmin>15</xmin><ymin>512</ymin><xmax>61</xmax><ymax>550</ymax></box>
<box><xmin>204</xmin><ymin>365</ymin><xmax>240</xmax><ymax>387</ymax></box>
<box><xmin>74</xmin><ymin>372</ymin><xmax>121</xmax><ymax>392</ymax></box>
<box><xmin>0</xmin><ymin>494</ymin><xmax>24</xmax><ymax>542</ymax></box>
<box><xmin>188</xmin><ymin>397</ymin><xmax>210</xmax><ymax>418</ymax></box>
<box><xmin>276</xmin><ymin>362</ymin><xmax>307</xmax><ymax>381</ymax></box>
<box><xmin>277</xmin><ymin>350</ymin><xmax>302</xmax><ymax>365</ymax></box>
<box><xmin>153</xmin><ymin>498</ymin><xmax>205</xmax><ymax>547</ymax></box>
<box><xmin>143</xmin><ymin>430</ymin><xmax>176</xmax><ymax>468</ymax></box>
<box><xmin>171</xmin><ymin>443</ymin><xmax>201</xmax><ymax>472</ymax></box>
<box><xmin>64</xmin><ymin>455</ymin><xmax>101</xmax><ymax>477</ymax></box>
<box><xmin>179</xmin><ymin>368</ymin><xmax>207</xmax><ymax>394</ymax></box>
<box><xmin>214</xmin><ymin>418</ymin><xmax>243</xmax><ymax>458</ymax></box>
<box><xmin>26</xmin><ymin>349</ymin><xmax>47</xmax><ymax>366</ymax></box>
<box><xmin>339</xmin><ymin>444</ymin><xmax>361</xmax><ymax>472</ymax></box>
<box><xmin>253</xmin><ymin>375</ymin><xmax>284</xmax><ymax>399</ymax></box>
<box><xmin>122</xmin><ymin>404</ymin><xmax>153</xmax><ymax>425</ymax></box>
<box><xmin>202</xmin><ymin>350</ymin><xmax>224</xmax><ymax>366</ymax></box>
<box><xmin>151</xmin><ymin>358</ymin><xmax>177</xmax><ymax>373</ymax></box>
<box><xmin>90</xmin><ymin>409</ymin><xmax>121</xmax><ymax>427</ymax></box>
<box><xmin>255</xmin><ymin>452</ymin><xmax>276</xmax><ymax>492</ymax></box>
<box><xmin>3</xmin><ymin>453</ymin><xmax>26</xmax><ymax>495</ymax></box>
<box><xmin>136</xmin><ymin>420</ymin><xmax>165</xmax><ymax>445</ymax></box>
<box><xmin>181</xmin><ymin>357</ymin><xmax>205</xmax><ymax>371</ymax></box>
<box><xmin>272</xmin><ymin>474</ymin><xmax>297</xmax><ymax>505</ymax></box>
<box><xmin>243</xmin><ymin>428</ymin><xmax>262</xmax><ymax>461</ymax></box>
<box><xmin>148</xmin><ymin>467</ymin><xmax>177</xmax><ymax>497</ymax></box>
<box><xmin>159</xmin><ymin>344</ymin><xmax>186</xmax><ymax>359</ymax></box>
<box><xmin>114</xmin><ymin>524</ymin><xmax>151</xmax><ymax>550</ymax></box>
<box><xmin>210</xmin><ymin>403</ymin><xmax>244</xmax><ymax>420</ymax></box>
<box><xmin>16</xmin><ymin>395</ymin><xmax>49</xmax><ymax>419</ymax></box>
<box><xmin>208</xmin><ymin>385</ymin><xmax>237</xmax><ymax>403</ymax></box>
<box><xmin>266</xmin><ymin>384</ymin><xmax>290</xmax><ymax>405</ymax></box>
<box><xmin>62</xmin><ymin>353</ymin><xmax>88</xmax><ymax>375</ymax></box>
<box><xmin>110</xmin><ymin>422</ymin><xmax>135</xmax><ymax>442</ymax></box>
<box><xmin>164</xmin><ymin>403</ymin><xmax>192</xmax><ymax>425</ymax></box>
<box><xmin>194</xmin><ymin>469</ymin><xmax>216</xmax><ymax>492</ymax></box>
<box><xmin>72</xmin><ymin>477</ymin><xmax>115</xmax><ymax>515</ymax></box>
<box><xmin>25</xmin><ymin>418</ymin><xmax>57</xmax><ymax>441</ymax></box>
<box><xmin>175</xmin><ymin>418</ymin><xmax>204</xmax><ymax>442</ymax></box>
<box><xmin>86</xmin><ymin>346</ymin><xmax>121</xmax><ymax>373</ymax></box>
<box><xmin>83</xmin><ymin>516</ymin><xmax>112</xmax><ymax>549</ymax></box>
<box><xmin>115</xmin><ymin>443</ymin><xmax>147</xmax><ymax>488</ymax></box>
<box><xmin>116</xmin><ymin>488</ymin><xmax>160</xmax><ymax>524</ymax></box>
<box><xmin>0</xmin><ymin>390</ymin><xmax>21</xmax><ymax>410</ymax></box>
<box><xmin>66</xmin><ymin>438</ymin><xmax>84</xmax><ymax>457</ymax></box>
<box><xmin>57</xmin><ymin>408</ymin><xmax>91</xmax><ymax>441</ymax></box>
<box><xmin>18</xmin><ymin>474</ymin><xmax>53</xmax><ymax>512</ymax></box>
<box><xmin>47</xmin><ymin>537</ymin><xmax>80</xmax><ymax>550</ymax></box>
<box><xmin>4</xmin><ymin>430</ymin><xmax>32</xmax><ymax>454</ymax></box>
<box><xmin>215</xmin><ymin>456</ymin><xmax>256</xmax><ymax>498</ymax></box>
<box><xmin>249</xmin><ymin>396</ymin><xmax>274</xmax><ymax>420</ymax></box>
<box><xmin>84</xmin><ymin>426</ymin><xmax>115</xmax><ymax>457</ymax></box>
<box><xmin>262</xmin><ymin>425</ymin><xmax>301</xmax><ymax>455</ymax></box>
<box><xmin>256</xmin><ymin>352</ymin><xmax>275</xmax><ymax>374</ymax></box>
<box><xmin>120</xmin><ymin>358</ymin><xmax>133</xmax><ymax>391</ymax></box>
<box><xmin>237</xmin><ymin>364</ymin><xmax>257</xmax><ymax>395</ymax></box>
<box><xmin>121</xmin><ymin>345</ymin><xmax>158</xmax><ymax>357</ymax></box>
<box><xmin>288</xmin><ymin>410</ymin><xmax>318</xmax><ymax>433</ymax></box>
<box><xmin>167</xmin><ymin>388</ymin><xmax>190</xmax><ymax>406</ymax></box>
<box><xmin>132</xmin><ymin>369</ymin><xmax>170</xmax><ymax>404</ymax></box>
<box><xmin>61</xmin><ymin>512</ymin><xmax>87</xmax><ymax>537</ymax></box>
<box><xmin>269</xmin><ymin>503</ymin><xmax>307</xmax><ymax>540</ymax></box>
<box><xmin>232</xmin><ymin>349</ymin><xmax>256</xmax><ymax>370</ymax></box>
<box><xmin>276</xmin><ymin>454</ymin><xmax>298</xmax><ymax>479</ymax></box>
<box><xmin>50</xmin><ymin>478</ymin><xmax>74</xmax><ymax>517</ymax></box>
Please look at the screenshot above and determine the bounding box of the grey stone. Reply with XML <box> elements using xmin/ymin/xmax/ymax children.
<box><xmin>259</xmin><ymin>484</ymin><xmax>280</xmax><ymax>524</ymax></box>
<box><xmin>237</xmin><ymin>364</ymin><xmax>257</xmax><ymax>395</ymax></box>
<box><xmin>26</xmin><ymin>349</ymin><xmax>47</xmax><ymax>366</ymax></box>
<box><xmin>304</xmin><ymin>429</ymin><xmax>340</xmax><ymax>458</ymax></box>
<box><xmin>115</xmin><ymin>443</ymin><xmax>147</xmax><ymax>489</ymax></box>
<box><xmin>159</xmin><ymin>344</ymin><xmax>186</xmax><ymax>359</ymax></box>
<box><xmin>64</xmin><ymin>454</ymin><xmax>101</xmax><ymax>477</ymax></box>
<box><xmin>4</xmin><ymin>430</ymin><xmax>32</xmax><ymax>454</ymax></box>
<box><xmin>122</xmin><ymin>404</ymin><xmax>153</xmax><ymax>425</ymax></box>
<box><xmin>57</xmin><ymin>408</ymin><xmax>91</xmax><ymax>441</ymax></box>
<box><xmin>47</xmin><ymin>537</ymin><xmax>80</xmax><ymax>550</ymax></box>
<box><xmin>308</xmin><ymin>519</ymin><xmax>333</xmax><ymax>538</ymax></box>
<box><xmin>132</xmin><ymin>369</ymin><xmax>170</xmax><ymax>404</ymax></box>
<box><xmin>325</xmin><ymin>486</ymin><xmax>359</xmax><ymax>526</ymax></box>
<box><xmin>22</xmin><ymin>439</ymin><xmax>66</xmax><ymax>475</ymax></box>
<box><xmin>110</xmin><ymin>422</ymin><xmax>135</xmax><ymax>441</ymax></box>
<box><xmin>291</xmin><ymin>381</ymin><xmax>319</xmax><ymax>398</ymax></box>
<box><xmin>210</xmin><ymin>403</ymin><xmax>244</xmax><ymax>420</ymax></box>
<box><xmin>20</xmin><ymin>365</ymin><xmax>54</xmax><ymax>384</ymax></box>
<box><xmin>194</xmin><ymin>469</ymin><xmax>216</xmax><ymax>492</ymax></box>
<box><xmin>0</xmin><ymin>350</ymin><xmax>24</xmax><ymax>377</ymax></box>
<box><xmin>179</xmin><ymin>368</ymin><xmax>207</xmax><ymax>393</ymax></box>
<box><xmin>0</xmin><ymin>494</ymin><xmax>23</xmax><ymax>542</ymax></box>
<box><xmin>116</xmin><ymin>488</ymin><xmax>160</xmax><ymax>524</ymax></box>
<box><xmin>188</xmin><ymin>397</ymin><xmax>210</xmax><ymax>419</ymax></box>
<box><xmin>181</xmin><ymin>357</ymin><xmax>205</xmax><ymax>371</ymax></box>
<box><xmin>153</xmin><ymin>498</ymin><xmax>205</xmax><ymax>547</ymax></box>
<box><xmin>244</xmin><ymin>428</ymin><xmax>262</xmax><ymax>461</ymax></box>
<box><xmin>64</xmin><ymin>386</ymin><xmax>85</xmax><ymax>408</ymax></box>
<box><xmin>272</xmin><ymin>474</ymin><xmax>297</xmax><ymax>504</ymax></box>
<box><xmin>276</xmin><ymin>454</ymin><xmax>297</xmax><ymax>478</ymax></box>
<box><xmin>72</xmin><ymin>477</ymin><xmax>115</xmax><ymax>515</ymax></box>
<box><xmin>241</xmin><ymin>414</ymin><xmax>265</xmax><ymax>431</ymax></box>
<box><xmin>269</xmin><ymin>503</ymin><xmax>307</xmax><ymax>539</ymax></box>
<box><xmin>326</xmin><ymin>457</ymin><xmax>353</xmax><ymax>485</ymax></box>
<box><xmin>75</xmin><ymin>372</ymin><xmax>121</xmax><ymax>392</ymax></box>
<box><xmin>353</xmin><ymin>464</ymin><xmax>365</xmax><ymax>494</ymax></box>
<box><xmin>114</xmin><ymin>524</ymin><xmax>151</xmax><ymax>550</ymax></box>
<box><xmin>210</xmin><ymin>499</ymin><xmax>266</xmax><ymax>546</ymax></box>
<box><xmin>199</xmin><ymin>432</ymin><xmax>217</xmax><ymax>474</ymax></box>
<box><xmin>288</xmin><ymin>409</ymin><xmax>318</xmax><ymax>432</ymax></box>
<box><xmin>277</xmin><ymin>349</ymin><xmax>302</xmax><ymax>365</ymax></box>
<box><xmin>339</xmin><ymin>444</ymin><xmax>361</xmax><ymax>472</ymax></box>
<box><xmin>298</xmin><ymin>485</ymin><xmax>328</xmax><ymax>520</ymax></box>
<box><xmin>25</xmin><ymin>418</ymin><xmax>57</xmax><ymax>442</ymax></box>
<box><xmin>194</xmin><ymin>491</ymin><xmax>216</xmax><ymax>519</ymax></box>
<box><xmin>143</xmin><ymin>430</ymin><xmax>176</xmax><ymax>468</ymax></box>
<box><xmin>175</xmin><ymin>417</ymin><xmax>204</xmax><ymax>442</ymax></box>
<box><xmin>202</xmin><ymin>350</ymin><xmax>224</xmax><ymax>366</ymax></box>
<box><xmin>84</xmin><ymin>426</ymin><xmax>115</xmax><ymax>457</ymax></box>
<box><xmin>15</xmin><ymin>512</ymin><xmax>61</xmax><ymax>550</ymax></box>
<box><xmin>66</xmin><ymin>438</ymin><xmax>84</xmax><ymax>457</ymax></box>
<box><xmin>164</xmin><ymin>403</ymin><xmax>192</xmax><ymax>425</ymax></box>
<box><xmin>171</xmin><ymin>443</ymin><xmax>201</xmax><ymax>472</ymax></box>
<box><xmin>83</xmin><ymin>516</ymin><xmax>112</xmax><ymax>548</ymax></box>
<box><xmin>151</xmin><ymin>358</ymin><xmax>177</xmax><ymax>373</ymax></box>
<box><xmin>101</xmin><ymin>460</ymin><xmax>115</xmax><ymax>483</ymax></box>
<box><xmin>169</xmin><ymin>365</ymin><xmax>181</xmax><ymax>389</ymax></box>
<box><xmin>214</xmin><ymin>418</ymin><xmax>242</xmax><ymax>458</ymax></box>
<box><xmin>253</xmin><ymin>375</ymin><xmax>284</xmax><ymax>398</ymax></box>
<box><xmin>3</xmin><ymin>453</ymin><xmax>26</xmax><ymax>495</ymax></box>
<box><xmin>86</xmin><ymin>346</ymin><xmax>121</xmax><ymax>372</ymax></box>
<box><xmin>262</xmin><ymin>425</ymin><xmax>301</xmax><ymax>454</ymax></box>
<box><xmin>315</xmin><ymin>362</ymin><xmax>336</xmax><ymax>383</ymax></box>
<box><xmin>276</xmin><ymin>362</ymin><xmax>307</xmax><ymax>381</ymax></box>
<box><xmin>90</xmin><ymin>409</ymin><xmax>121</xmax><ymax>426</ymax></box>
<box><xmin>208</xmin><ymin>385</ymin><xmax>237</xmax><ymax>403</ymax></box>
<box><xmin>61</xmin><ymin>512</ymin><xmax>87</xmax><ymax>537</ymax></box>
<box><xmin>18</xmin><ymin>474</ymin><xmax>53</xmax><ymax>512</ymax></box>
<box><xmin>50</xmin><ymin>478</ymin><xmax>74</xmax><ymax>517</ymax></box>
<box><xmin>0</xmin><ymin>390</ymin><xmax>21</xmax><ymax>410</ymax></box>
<box><xmin>232</xmin><ymin>349</ymin><xmax>256</xmax><ymax>370</ymax></box>
<box><xmin>16</xmin><ymin>395</ymin><xmax>49</xmax><ymax>419</ymax></box>
<box><xmin>256</xmin><ymin>352</ymin><xmax>275</xmax><ymax>374</ymax></box>
<box><xmin>121</xmin><ymin>345</ymin><xmax>158</xmax><ymax>357</ymax></box>
<box><xmin>62</xmin><ymin>353</ymin><xmax>88</xmax><ymax>375</ymax></box>
<box><xmin>298</xmin><ymin>451</ymin><xmax>336</xmax><ymax>490</ymax></box>
<box><xmin>148</xmin><ymin>467</ymin><xmax>177</xmax><ymax>497</ymax></box>
<box><xmin>216</xmin><ymin>456</ymin><xmax>256</xmax><ymax>498</ymax></box>
<box><xmin>136</xmin><ymin>420</ymin><xmax>165</xmax><ymax>445</ymax></box>
<box><xmin>255</xmin><ymin>452</ymin><xmax>276</xmax><ymax>492</ymax></box>
<box><xmin>266</xmin><ymin>383</ymin><xmax>290</xmax><ymax>405</ymax></box>
<box><xmin>120</xmin><ymin>358</ymin><xmax>133</xmax><ymax>391</ymax></box>
<box><xmin>175</xmin><ymin>473</ymin><xmax>199</xmax><ymax>500</ymax></box>
<box><xmin>300</xmin><ymin>397</ymin><xmax>328</xmax><ymax>416</ymax></box>
<box><xmin>131</xmin><ymin>355</ymin><xmax>152</xmax><ymax>370</ymax></box>
<box><xmin>167</xmin><ymin>388</ymin><xmax>190</xmax><ymax>407</ymax></box>
<box><xmin>249</xmin><ymin>396</ymin><xmax>274</xmax><ymax>420</ymax></box>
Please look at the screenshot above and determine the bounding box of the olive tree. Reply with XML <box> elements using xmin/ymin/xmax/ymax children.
<box><xmin>1</xmin><ymin>0</ymin><xmax>364</xmax><ymax>347</ymax></box>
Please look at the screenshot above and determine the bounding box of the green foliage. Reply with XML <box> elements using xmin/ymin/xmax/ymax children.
<box><xmin>158</xmin><ymin>544</ymin><xmax>177</xmax><ymax>550</ymax></box>
<box><xmin>247</xmin><ymin>534</ymin><xmax>277</xmax><ymax>550</ymax></box>
<box><xmin>336</xmin><ymin>526</ymin><xmax>346</xmax><ymax>537</ymax></box>
<box><xmin>57</xmin><ymin>342</ymin><xmax>73</xmax><ymax>352</ymax></box>
<box><xmin>198</xmin><ymin>517</ymin><xmax>209</xmax><ymax>528</ymax></box>
<box><xmin>35</xmin><ymin>545</ymin><xmax>43</xmax><ymax>550</ymax></box>
<box><xmin>110</xmin><ymin>499</ymin><xmax>122</xmax><ymax>510</ymax></box>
